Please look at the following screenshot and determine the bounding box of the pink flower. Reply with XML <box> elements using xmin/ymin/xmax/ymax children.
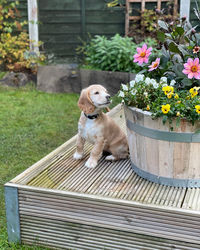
<box><xmin>148</xmin><ymin>58</ymin><xmax>160</xmax><ymax>71</ymax></box>
<box><xmin>133</xmin><ymin>43</ymin><xmax>152</xmax><ymax>65</ymax></box>
<box><xmin>182</xmin><ymin>58</ymin><xmax>200</xmax><ymax>79</ymax></box>
<box><xmin>193</xmin><ymin>46</ymin><xmax>200</xmax><ymax>54</ymax></box>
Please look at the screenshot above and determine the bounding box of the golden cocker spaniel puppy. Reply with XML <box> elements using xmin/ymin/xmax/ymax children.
<box><xmin>73</xmin><ymin>84</ymin><xmax>129</xmax><ymax>168</ymax></box>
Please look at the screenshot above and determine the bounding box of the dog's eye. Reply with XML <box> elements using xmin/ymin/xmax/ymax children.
<box><xmin>94</xmin><ymin>91</ymin><xmax>99</xmax><ymax>95</ymax></box>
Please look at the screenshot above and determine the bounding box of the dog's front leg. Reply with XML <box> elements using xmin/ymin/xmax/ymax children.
<box><xmin>73</xmin><ymin>134</ymin><xmax>85</xmax><ymax>160</ymax></box>
<box><xmin>85</xmin><ymin>138</ymin><xmax>105</xmax><ymax>168</ymax></box>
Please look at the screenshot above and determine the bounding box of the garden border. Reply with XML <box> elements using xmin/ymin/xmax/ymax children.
<box><xmin>37</xmin><ymin>65</ymin><xmax>135</xmax><ymax>95</ymax></box>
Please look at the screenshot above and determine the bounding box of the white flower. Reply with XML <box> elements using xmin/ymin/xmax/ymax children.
<box><xmin>150</xmin><ymin>79</ymin><xmax>157</xmax><ymax>85</ymax></box>
<box><xmin>170</xmin><ymin>80</ymin><xmax>176</xmax><ymax>86</ymax></box>
<box><xmin>130</xmin><ymin>80</ymin><xmax>135</xmax><ymax>88</ymax></box>
<box><xmin>121</xmin><ymin>84</ymin><xmax>128</xmax><ymax>91</ymax></box>
<box><xmin>135</xmin><ymin>74</ymin><xmax>144</xmax><ymax>83</ymax></box>
<box><xmin>144</xmin><ymin>91</ymin><xmax>148</xmax><ymax>97</ymax></box>
<box><xmin>145</xmin><ymin>77</ymin><xmax>151</xmax><ymax>85</ymax></box>
<box><xmin>153</xmin><ymin>82</ymin><xmax>159</xmax><ymax>89</ymax></box>
<box><xmin>118</xmin><ymin>90</ymin><xmax>125</xmax><ymax>97</ymax></box>
<box><xmin>162</xmin><ymin>83</ymin><xmax>168</xmax><ymax>87</ymax></box>
<box><xmin>131</xmin><ymin>89</ymin><xmax>137</xmax><ymax>95</ymax></box>
<box><xmin>160</xmin><ymin>76</ymin><xmax>167</xmax><ymax>83</ymax></box>
<box><xmin>150</xmin><ymin>79</ymin><xmax>159</xmax><ymax>89</ymax></box>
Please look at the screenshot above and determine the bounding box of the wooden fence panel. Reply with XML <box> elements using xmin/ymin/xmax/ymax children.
<box><xmin>38</xmin><ymin>0</ymin><xmax>125</xmax><ymax>63</ymax></box>
<box><xmin>13</xmin><ymin>0</ymin><xmax>200</xmax><ymax>62</ymax></box>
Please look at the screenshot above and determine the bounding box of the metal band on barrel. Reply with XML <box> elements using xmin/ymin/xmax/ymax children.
<box><xmin>126</xmin><ymin>119</ymin><xmax>200</xmax><ymax>143</ymax></box>
<box><xmin>131</xmin><ymin>162</ymin><xmax>200</xmax><ymax>188</ymax></box>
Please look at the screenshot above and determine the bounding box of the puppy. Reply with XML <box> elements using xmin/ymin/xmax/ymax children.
<box><xmin>73</xmin><ymin>84</ymin><xmax>129</xmax><ymax>168</ymax></box>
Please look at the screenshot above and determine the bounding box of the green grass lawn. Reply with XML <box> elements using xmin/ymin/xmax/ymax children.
<box><xmin>0</xmin><ymin>84</ymin><xmax>81</xmax><ymax>249</ymax></box>
<box><xmin>0</xmin><ymin>84</ymin><xmax>119</xmax><ymax>249</ymax></box>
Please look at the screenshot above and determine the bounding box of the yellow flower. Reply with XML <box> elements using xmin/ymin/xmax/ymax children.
<box><xmin>162</xmin><ymin>86</ymin><xmax>174</xmax><ymax>95</ymax></box>
<box><xmin>146</xmin><ymin>105</ymin><xmax>150</xmax><ymax>111</ymax></box>
<box><xmin>177</xmin><ymin>100</ymin><xmax>181</xmax><ymax>104</ymax></box>
<box><xmin>167</xmin><ymin>92</ymin><xmax>173</xmax><ymax>99</ymax></box>
<box><xmin>195</xmin><ymin>105</ymin><xmax>200</xmax><ymax>114</ymax></box>
<box><xmin>176</xmin><ymin>111</ymin><xmax>180</xmax><ymax>117</ymax></box>
<box><xmin>192</xmin><ymin>94</ymin><xmax>196</xmax><ymax>98</ymax></box>
<box><xmin>190</xmin><ymin>87</ymin><xmax>198</xmax><ymax>98</ymax></box>
<box><xmin>174</xmin><ymin>94</ymin><xmax>179</xmax><ymax>99</ymax></box>
<box><xmin>194</xmin><ymin>86</ymin><xmax>200</xmax><ymax>91</ymax></box>
<box><xmin>161</xmin><ymin>104</ymin><xmax>170</xmax><ymax>114</ymax></box>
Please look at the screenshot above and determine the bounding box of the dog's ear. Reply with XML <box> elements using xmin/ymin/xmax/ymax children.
<box><xmin>78</xmin><ymin>89</ymin><xmax>95</xmax><ymax>114</ymax></box>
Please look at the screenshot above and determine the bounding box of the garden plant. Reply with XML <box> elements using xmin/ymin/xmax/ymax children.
<box><xmin>77</xmin><ymin>34</ymin><xmax>157</xmax><ymax>73</ymax></box>
<box><xmin>0</xmin><ymin>0</ymin><xmax>45</xmax><ymax>73</ymax></box>
<box><xmin>119</xmin><ymin>17</ymin><xmax>200</xmax><ymax>126</ymax></box>
<box><xmin>118</xmin><ymin>15</ymin><xmax>200</xmax><ymax>188</ymax></box>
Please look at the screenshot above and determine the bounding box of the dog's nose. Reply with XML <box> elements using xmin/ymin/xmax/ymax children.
<box><xmin>106</xmin><ymin>95</ymin><xmax>111</xmax><ymax>101</ymax></box>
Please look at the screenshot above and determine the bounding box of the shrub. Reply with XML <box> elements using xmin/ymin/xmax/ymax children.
<box><xmin>77</xmin><ymin>34</ymin><xmax>157</xmax><ymax>73</ymax></box>
<box><xmin>0</xmin><ymin>0</ymin><xmax>45</xmax><ymax>72</ymax></box>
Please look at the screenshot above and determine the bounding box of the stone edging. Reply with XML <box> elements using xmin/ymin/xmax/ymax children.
<box><xmin>37</xmin><ymin>65</ymin><xmax>135</xmax><ymax>95</ymax></box>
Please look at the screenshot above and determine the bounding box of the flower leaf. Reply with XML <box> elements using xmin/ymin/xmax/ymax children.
<box><xmin>161</xmin><ymin>45</ymin><xmax>170</xmax><ymax>59</ymax></box>
<box><xmin>168</xmin><ymin>42</ymin><xmax>180</xmax><ymax>54</ymax></box>
<box><xmin>178</xmin><ymin>45</ymin><xmax>188</xmax><ymax>56</ymax></box>
<box><xmin>195</xmin><ymin>33</ymin><xmax>200</xmax><ymax>44</ymax></box>
<box><xmin>181</xmin><ymin>78</ymin><xmax>193</xmax><ymax>87</ymax></box>
<box><xmin>185</xmin><ymin>25</ymin><xmax>198</xmax><ymax>36</ymax></box>
<box><xmin>172</xmin><ymin>54</ymin><xmax>183</xmax><ymax>63</ymax></box>
<box><xmin>157</xmin><ymin>31</ymin><xmax>165</xmax><ymax>42</ymax></box>
<box><xmin>172</xmin><ymin>63</ymin><xmax>184</xmax><ymax>77</ymax></box>
<box><xmin>162</xmin><ymin>115</ymin><xmax>167</xmax><ymax>124</ymax></box>
<box><xmin>158</xmin><ymin>20</ymin><xmax>168</xmax><ymax>31</ymax></box>
<box><xmin>175</xmin><ymin>27</ymin><xmax>184</xmax><ymax>36</ymax></box>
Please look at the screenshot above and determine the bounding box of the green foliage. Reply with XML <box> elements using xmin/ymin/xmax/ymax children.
<box><xmin>141</xmin><ymin>9</ymin><xmax>158</xmax><ymax>33</ymax></box>
<box><xmin>0</xmin><ymin>70</ymin><xmax>6</xmax><ymax>79</ymax></box>
<box><xmin>119</xmin><ymin>16</ymin><xmax>200</xmax><ymax>124</ymax></box>
<box><xmin>106</xmin><ymin>0</ymin><xmax>124</xmax><ymax>8</ymax></box>
<box><xmin>0</xmin><ymin>0</ymin><xmax>22</xmax><ymax>33</ymax></box>
<box><xmin>155</xmin><ymin>18</ymin><xmax>200</xmax><ymax>88</ymax></box>
<box><xmin>0</xmin><ymin>0</ymin><xmax>45</xmax><ymax>72</ymax></box>
<box><xmin>77</xmin><ymin>34</ymin><xmax>157</xmax><ymax>73</ymax></box>
<box><xmin>106</xmin><ymin>0</ymin><xmax>119</xmax><ymax>8</ymax></box>
<box><xmin>129</xmin><ymin>4</ymin><xmax>175</xmax><ymax>42</ymax></box>
<box><xmin>134</xmin><ymin>18</ymin><xmax>200</xmax><ymax>89</ymax></box>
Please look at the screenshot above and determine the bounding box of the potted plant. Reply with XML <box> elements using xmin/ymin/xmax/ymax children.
<box><xmin>118</xmin><ymin>17</ymin><xmax>200</xmax><ymax>187</ymax></box>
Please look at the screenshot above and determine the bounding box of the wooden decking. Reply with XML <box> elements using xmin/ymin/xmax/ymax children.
<box><xmin>5</xmin><ymin>105</ymin><xmax>200</xmax><ymax>249</ymax></box>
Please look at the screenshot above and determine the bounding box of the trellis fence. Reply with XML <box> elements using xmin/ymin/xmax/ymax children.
<box><xmin>125</xmin><ymin>0</ymin><xmax>179</xmax><ymax>35</ymax></box>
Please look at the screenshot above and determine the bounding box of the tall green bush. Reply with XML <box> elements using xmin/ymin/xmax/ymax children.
<box><xmin>77</xmin><ymin>34</ymin><xmax>156</xmax><ymax>72</ymax></box>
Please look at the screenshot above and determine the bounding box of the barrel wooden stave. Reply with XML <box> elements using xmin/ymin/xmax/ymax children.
<box><xmin>124</xmin><ymin>106</ymin><xmax>200</xmax><ymax>187</ymax></box>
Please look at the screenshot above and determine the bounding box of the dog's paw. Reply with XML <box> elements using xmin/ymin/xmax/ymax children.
<box><xmin>105</xmin><ymin>155</ymin><xmax>116</xmax><ymax>161</ymax></box>
<box><xmin>73</xmin><ymin>151</ymin><xmax>83</xmax><ymax>160</ymax></box>
<box><xmin>85</xmin><ymin>158</ymin><xmax>97</xmax><ymax>168</ymax></box>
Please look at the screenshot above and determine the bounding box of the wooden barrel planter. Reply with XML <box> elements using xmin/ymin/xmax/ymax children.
<box><xmin>124</xmin><ymin>105</ymin><xmax>200</xmax><ymax>188</ymax></box>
